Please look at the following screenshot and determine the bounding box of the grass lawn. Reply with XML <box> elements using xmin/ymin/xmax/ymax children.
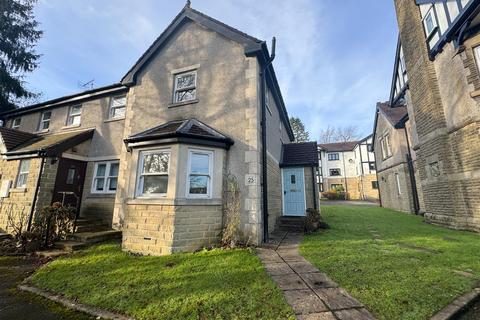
<box><xmin>301</xmin><ymin>205</ymin><xmax>480</xmax><ymax>320</ymax></box>
<box><xmin>30</xmin><ymin>243</ymin><xmax>294</xmax><ymax>320</ymax></box>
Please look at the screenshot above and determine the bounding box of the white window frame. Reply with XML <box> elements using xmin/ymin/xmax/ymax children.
<box><xmin>473</xmin><ymin>46</ymin><xmax>480</xmax><ymax>76</ymax></box>
<box><xmin>395</xmin><ymin>173</ymin><xmax>402</xmax><ymax>195</ymax></box>
<box><xmin>12</xmin><ymin>117</ymin><xmax>21</xmax><ymax>130</ymax></box>
<box><xmin>16</xmin><ymin>159</ymin><xmax>30</xmax><ymax>188</ymax></box>
<box><xmin>38</xmin><ymin>111</ymin><xmax>52</xmax><ymax>131</ymax></box>
<box><xmin>136</xmin><ymin>149</ymin><xmax>170</xmax><ymax>198</ymax></box>
<box><xmin>91</xmin><ymin>161</ymin><xmax>119</xmax><ymax>194</ymax></box>
<box><xmin>328</xmin><ymin>153</ymin><xmax>340</xmax><ymax>161</ymax></box>
<box><xmin>423</xmin><ymin>6</ymin><xmax>438</xmax><ymax>39</ymax></box>
<box><xmin>108</xmin><ymin>95</ymin><xmax>126</xmax><ymax>119</ymax></box>
<box><xmin>66</xmin><ymin>105</ymin><xmax>82</xmax><ymax>126</ymax></box>
<box><xmin>173</xmin><ymin>70</ymin><xmax>197</xmax><ymax>103</ymax></box>
<box><xmin>186</xmin><ymin>149</ymin><xmax>213</xmax><ymax>199</ymax></box>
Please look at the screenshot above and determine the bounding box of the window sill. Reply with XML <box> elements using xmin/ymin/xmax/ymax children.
<box><xmin>87</xmin><ymin>193</ymin><xmax>116</xmax><ymax>198</ymax></box>
<box><xmin>168</xmin><ymin>99</ymin><xmax>199</xmax><ymax>108</ymax></box>
<box><xmin>470</xmin><ymin>89</ymin><xmax>480</xmax><ymax>98</ymax></box>
<box><xmin>34</xmin><ymin>129</ymin><xmax>49</xmax><ymax>134</ymax></box>
<box><xmin>10</xmin><ymin>187</ymin><xmax>27</xmax><ymax>193</ymax></box>
<box><xmin>126</xmin><ymin>198</ymin><xmax>222</xmax><ymax>206</ymax></box>
<box><xmin>62</xmin><ymin>124</ymin><xmax>81</xmax><ymax>130</ymax></box>
<box><xmin>104</xmin><ymin>117</ymin><xmax>125</xmax><ymax>123</ymax></box>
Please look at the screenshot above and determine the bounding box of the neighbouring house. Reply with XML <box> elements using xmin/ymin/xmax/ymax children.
<box><xmin>0</xmin><ymin>4</ymin><xmax>319</xmax><ymax>255</ymax></box>
<box><xmin>318</xmin><ymin>135</ymin><xmax>379</xmax><ymax>201</ymax></box>
<box><xmin>373</xmin><ymin>0</ymin><xmax>480</xmax><ymax>232</ymax></box>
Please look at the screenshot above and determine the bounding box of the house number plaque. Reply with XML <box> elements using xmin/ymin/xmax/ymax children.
<box><xmin>245</xmin><ymin>174</ymin><xmax>257</xmax><ymax>186</ymax></box>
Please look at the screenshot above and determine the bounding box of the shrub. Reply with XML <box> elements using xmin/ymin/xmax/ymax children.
<box><xmin>321</xmin><ymin>189</ymin><xmax>347</xmax><ymax>200</ymax></box>
<box><xmin>32</xmin><ymin>202</ymin><xmax>76</xmax><ymax>247</ymax></box>
<box><xmin>305</xmin><ymin>208</ymin><xmax>329</xmax><ymax>233</ymax></box>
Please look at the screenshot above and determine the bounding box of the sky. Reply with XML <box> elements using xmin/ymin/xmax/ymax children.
<box><xmin>27</xmin><ymin>0</ymin><xmax>399</xmax><ymax>140</ymax></box>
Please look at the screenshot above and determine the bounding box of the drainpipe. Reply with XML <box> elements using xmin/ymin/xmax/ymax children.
<box><xmin>27</xmin><ymin>156</ymin><xmax>46</xmax><ymax>231</ymax></box>
<box><xmin>311</xmin><ymin>166</ymin><xmax>317</xmax><ymax>210</ymax></box>
<box><xmin>404</xmin><ymin>127</ymin><xmax>420</xmax><ymax>214</ymax></box>
<box><xmin>341</xmin><ymin>152</ymin><xmax>349</xmax><ymax>199</ymax></box>
<box><xmin>260</xmin><ymin>38</ymin><xmax>276</xmax><ymax>243</ymax></box>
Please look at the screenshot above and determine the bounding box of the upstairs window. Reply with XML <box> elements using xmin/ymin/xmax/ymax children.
<box><xmin>173</xmin><ymin>71</ymin><xmax>196</xmax><ymax>103</ymax></box>
<box><xmin>423</xmin><ymin>7</ymin><xmax>438</xmax><ymax>39</ymax></box>
<box><xmin>16</xmin><ymin>159</ymin><xmax>30</xmax><ymax>188</ymax></box>
<box><xmin>187</xmin><ymin>150</ymin><xmax>213</xmax><ymax>198</ymax></box>
<box><xmin>328</xmin><ymin>153</ymin><xmax>340</xmax><ymax>161</ymax></box>
<box><xmin>380</xmin><ymin>134</ymin><xmax>392</xmax><ymax>160</ymax></box>
<box><xmin>330</xmin><ymin>168</ymin><xmax>341</xmax><ymax>176</ymax></box>
<box><xmin>12</xmin><ymin>118</ymin><xmax>21</xmax><ymax>130</ymax></box>
<box><xmin>137</xmin><ymin>150</ymin><xmax>170</xmax><ymax>197</ymax></box>
<box><xmin>109</xmin><ymin>95</ymin><xmax>126</xmax><ymax>119</ymax></box>
<box><xmin>39</xmin><ymin>111</ymin><xmax>51</xmax><ymax>131</ymax></box>
<box><xmin>67</xmin><ymin>105</ymin><xmax>82</xmax><ymax>126</ymax></box>
<box><xmin>369</xmin><ymin>162</ymin><xmax>376</xmax><ymax>171</ymax></box>
<box><xmin>372</xmin><ymin>181</ymin><xmax>379</xmax><ymax>190</ymax></box>
<box><xmin>92</xmin><ymin>161</ymin><xmax>119</xmax><ymax>194</ymax></box>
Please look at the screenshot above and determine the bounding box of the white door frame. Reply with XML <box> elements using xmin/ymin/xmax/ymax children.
<box><xmin>281</xmin><ymin>167</ymin><xmax>307</xmax><ymax>216</ymax></box>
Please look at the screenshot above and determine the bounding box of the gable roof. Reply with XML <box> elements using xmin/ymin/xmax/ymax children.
<box><xmin>318</xmin><ymin>141</ymin><xmax>359</xmax><ymax>152</ymax></box>
<box><xmin>121</xmin><ymin>5</ymin><xmax>261</xmax><ymax>85</ymax></box>
<box><xmin>280</xmin><ymin>142</ymin><xmax>318</xmax><ymax>167</ymax></box>
<box><xmin>4</xmin><ymin>129</ymin><xmax>94</xmax><ymax>159</ymax></box>
<box><xmin>371</xmin><ymin>102</ymin><xmax>409</xmax><ymax>151</ymax></box>
<box><xmin>0</xmin><ymin>127</ymin><xmax>39</xmax><ymax>152</ymax></box>
<box><xmin>125</xmin><ymin>118</ymin><xmax>234</xmax><ymax>150</ymax></box>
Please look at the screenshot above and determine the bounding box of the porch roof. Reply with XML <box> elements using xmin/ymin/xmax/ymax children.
<box><xmin>3</xmin><ymin>129</ymin><xmax>94</xmax><ymax>159</ymax></box>
<box><xmin>280</xmin><ymin>142</ymin><xmax>318</xmax><ymax>168</ymax></box>
<box><xmin>0</xmin><ymin>127</ymin><xmax>39</xmax><ymax>151</ymax></box>
<box><xmin>125</xmin><ymin>119</ymin><xmax>234</xmax><ymax>150</ymax></box>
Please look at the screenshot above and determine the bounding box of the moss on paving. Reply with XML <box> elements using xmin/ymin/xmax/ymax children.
<box><xmin>301</xmin><ymin>205</ymin><xmax>480</xmax><ymax>320</ymax></box>
<box><xmin>30</xmin><ymin>243</ymin><xmax>294</xmax><ymax>320</ymax></box>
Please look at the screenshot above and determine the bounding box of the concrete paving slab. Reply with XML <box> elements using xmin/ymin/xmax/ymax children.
<box><xmin>271</xmin><ymin>274</ymin><xmax>309</xmax><ymax>290</ymax></box>
<box><xmin>296</xmin><ymin>312</ymin><xmax>337</xmax><ymax>320</ymax></box>
<box><xmin>334</xmin><ymin>308</ymin><xmax>376</xmax><ymax>320</ymax></box>
<box><xmin>256</xmin><ymin>248</ymin><xmax>283</xmax><ymax>263</ymax></box>
<box><xmin>314</xmin><ymin>288</ymin><xmax>363</xmax><ymax>310</ymax></box>
<box><xmin>288</xmin><ymin>261</ymin><xmax>319</xmax><ymax>274</ymax></box>
<box><xmin>300</xmin><ymin>272</ymin><xmax>338</xmax><ymax>289</ymax></box>
<box><xmin>262</xmin><ymin>262</ymin><xmax>294</xmax><ymax>276</ymax></box>
<box><xmin>283</xmin><ymin>290</ymin><xmax>328</xmax><ymax>315</ymax></box>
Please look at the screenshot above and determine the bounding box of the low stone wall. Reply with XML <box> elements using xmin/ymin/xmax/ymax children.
<box><xmin>122</xmin><ymin>203</ymin><xmax>222</xmax><ymax>256</ymax></box>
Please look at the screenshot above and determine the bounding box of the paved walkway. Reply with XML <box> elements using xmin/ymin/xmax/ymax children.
<box><xmin>257</xmin><ymin>232</ymin><xmax>375</xmax><ymax>320</ymax></box>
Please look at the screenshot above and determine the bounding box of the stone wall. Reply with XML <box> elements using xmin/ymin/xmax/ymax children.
<box><xmin>377</xmin><ymin>163</ymin><xmax>414</xmax><ymax>213</ymax></box>
<box><xmin>304</xmin><ymin>167</ymin><xmax>318</xmax><ymax>210</ymax></box>
<box><xmin>123</xmin><ymin>203</ymin><xmax>222</xmax><ymax>256</ymax></box>
<box><xmin>266</xmin><ymin>154</ymin><xmax>282</xmax><ymax>234</ymax></box>
<box><xmin>359</xmin><ymin>174</ymin><xmax>379</xmax><ymax>201</ymax></box>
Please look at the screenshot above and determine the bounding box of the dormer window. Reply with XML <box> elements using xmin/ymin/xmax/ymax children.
<box><xmin>67</xmin><ymin>105</ymin><xmax>82</xmax><ymax>126</ymax></box>
<box><xmin>173</xmin><ymin>71</ymin><xmax>196</xmax><ymax>103</ymax></box>
<box><xmin>11</xmin><ymin>118</ymin><xmax>21</xmax><ymax>130</ymax></box>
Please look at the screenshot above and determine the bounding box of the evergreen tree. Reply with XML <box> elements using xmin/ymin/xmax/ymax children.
<box><xmin>289</xmin><ymin>116</ymin><xmax>310</xmax><ymax>142</ymax></box>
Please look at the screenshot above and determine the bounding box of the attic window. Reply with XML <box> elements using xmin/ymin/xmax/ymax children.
<box><xmin>173</xmin><ymin>71</ymin><xmax>196</xmax><ymax>103</ymax></box>
<box><xmin>12</xmin><ymin>118</ymin><xmax>21</xmax><ymax>130</ymax></box>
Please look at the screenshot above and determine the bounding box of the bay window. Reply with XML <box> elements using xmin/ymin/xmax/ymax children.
<box><xmin>187</xmin><ymin>149</ymin><xmax>212</xmax><ymax>198</ymax></box>
<box><xmin>92</xmin><ymin>161</ymin><xmax>119</xmax><ymax>193</ymax></box>
<box><xmin>136</xmin><ymin>150</ymin><xmax>170</xmax><ymax>197</ymax></box>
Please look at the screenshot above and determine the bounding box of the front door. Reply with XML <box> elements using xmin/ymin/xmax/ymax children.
<box><xmin>282</xmin><ymin>168</ymin><xmax>306</xmax><ymax>216</ymax></box>
<box><xmin>52</xmin><ymin>158</ymin><xmax>87</xmax><ymax>211</ymax></box>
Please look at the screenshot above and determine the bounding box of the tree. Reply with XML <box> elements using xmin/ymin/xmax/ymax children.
<box><xmin>289</xmin><ymin>116</ymin><xmax>310</xmax><ymax>142</ymax></box>
<box><xmin>318</xmin><ymin>125</ymin><xmax>361</xmax><ymax>143</ymax></box>
<box><xmin>0</xmin><ymin>0</ymin><xmax>42</xmax><ymax>113</ymax></box>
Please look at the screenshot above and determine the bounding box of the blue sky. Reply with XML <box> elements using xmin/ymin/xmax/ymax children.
<box><xmin>28</xmin><ymin>0</ymin><xmax>398</xmax><ymax>139</ymax></box>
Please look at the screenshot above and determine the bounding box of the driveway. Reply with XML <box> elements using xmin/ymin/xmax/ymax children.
<box><xmin>0</xmin><ymin>256</ymin><xmax>91</xmax><ymax>319</ymax></box>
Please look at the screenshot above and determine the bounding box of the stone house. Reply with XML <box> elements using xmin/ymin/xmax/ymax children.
<box><xmin>0</xmin><ymin>4</ymin><xmax>319</xmax><ymax>255</ymax></box>
<box><xmin>373</xmin><ymin>0</ymin><xmax>479</xmax><ymax>232</ymax></box>
<box><xmin>318</xmin><ymin>135</ymin><xmax>379</xmax><ymax>201</ymax></box>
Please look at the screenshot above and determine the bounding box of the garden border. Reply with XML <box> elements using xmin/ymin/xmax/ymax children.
<box><xmin>430</xmin><ymin>288</ymin><xmax>480</xmax><ymax>320</ymax></box>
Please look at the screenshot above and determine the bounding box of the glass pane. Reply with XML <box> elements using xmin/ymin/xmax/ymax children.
<box><xmin>190</xmin><ymin>153</ymin><xmax>209</xmax><ymax>174</ymax></box>
<box><xmin>66</xmin><ymin>168</ymin><xmax>75</xmax><ymax>184</ymax></box>
<box><xmin>175</xmin><ymin>89</ymin><xmax>196</xmax><ymax>102</ymax></box>
<box><xmin>20</xmin><ymin>160</ymin><xmax>30</xmax><ymax>172</ymax></box>
<box><xmin>189</xmin><ymin>175</ymin><xmax>208</xmax><ymax>195</ymax></box>
<box><xmin>109</xmin><ymin>163</ymin><xmax>119</xmax><ymax>177</ymax></box>
<box><xmin>108</xmin><ymin>178</ymin><xmax>117</xmax><ymax>191</ymax></box>
<box><xmin>142</xmin><ymin>175</ymin><xmax>168</xmax><ymax>194</ymax></box>
<box><xmin>42</xmin><ymin>112</ymin><xmax>51</xmax><ymax>120</ymax></box>
<box><xmin>17</xmin><ymin>173</ymin><xmax>27</xmax><ymax>187</ymax></box>
<box><xmin>96</xmin><ymin>164</ymin><xmax>106</xmax><ymax>177</ymax></box>
<box><xmin>143</xmin><ymin>153</ymin><xmax>169</xmax><ymax>174</ymax></box>
<box><xmin>112</xmin><ymin>106</ymin><xmax>125</xmax><ymax>118</ymax></box>
<box><xmin>176</xmin><ymin>73</ymin><xmax>195</xmax><ymax>90</ymax></box>
<box><xmin>95</xmin><ymin>178</ymin><xmax>105</xmax><ymax>191</ymax></box>
<box><xmin>112</xmin><ymin>96</ymin><xmax>126</xmax><ymax>107</ymax></box>
<box><xmin>41</xmin><ymin>120</ymin><xmax>50</xmax><ymax>130</ymax></box>
<box><xmin>70</xmin><ymin>105</ymin><xmax>82</xmax><ymax>115</ymax></box>
<box><xmin>291</xmin><ymin>175</ymin><xmax>296</xmax><ymax>184</ymax></box>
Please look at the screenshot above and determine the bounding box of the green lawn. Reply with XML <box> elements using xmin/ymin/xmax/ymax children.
<box><xmin>301</xmin><ymin>205</ymin><xmax>480</xmax><ymax>320</ymax></box>
<box><xmin>30</xmin><ymin>243</ymin><xmax>294</xmax><ymax>320</ymax></box>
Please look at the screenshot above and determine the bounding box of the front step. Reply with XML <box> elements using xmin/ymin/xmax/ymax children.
<box><xmin>67</xmin><ymin>230</ymin><xmax>122</xmax><ymax>244</ymax></box>
<box><xmin>74</xmin><ymin>217</ymin><xmax>110</xmax><ymax>233</ymax></box>
<box><xmin>276</xmin><ymin>216</ymin><xmax>306</xmax><ymax>233</ymax></box>
<box><xmin>54</xmin><ymin>240</ymin><xmax>89</xmax><ymax>252</ymax></box>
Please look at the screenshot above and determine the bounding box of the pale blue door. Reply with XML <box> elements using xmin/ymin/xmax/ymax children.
<box><xmin>282</xmin><ymin>168</ymin><xmax>306</xmax><ymax>216</ymax></box>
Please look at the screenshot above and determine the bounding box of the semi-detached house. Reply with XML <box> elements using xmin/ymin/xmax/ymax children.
<box><xmin>0</xmin><ymin>4</ymin><xmax>319</xmax><ymax>255</ymax></box>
